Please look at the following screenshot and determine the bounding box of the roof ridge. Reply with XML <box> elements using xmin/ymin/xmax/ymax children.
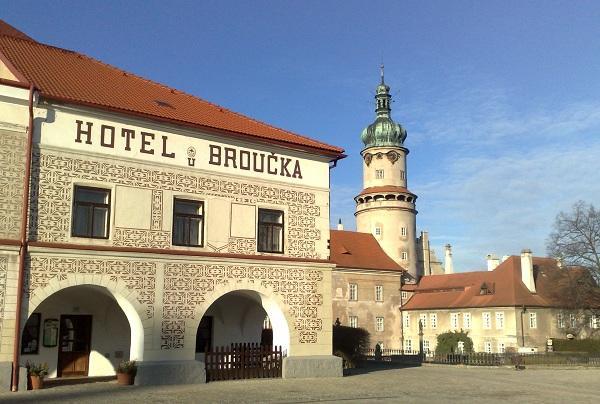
<box><xmin>0</xmin><ymin>35</ymin><xmax>342</xmax><ymax>153</ymax></box>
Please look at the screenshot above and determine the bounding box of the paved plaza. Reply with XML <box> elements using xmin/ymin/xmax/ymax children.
<box><xmin>1</xmin><ymin>365</ymin><xmax>599</xmax><ymax>403</ymax></box>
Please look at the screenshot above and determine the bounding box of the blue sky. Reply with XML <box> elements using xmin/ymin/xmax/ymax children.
<box><xmin>3</xmin><ymin>1</ymin><xmax>600</xmax><ymax>270</ymax></box>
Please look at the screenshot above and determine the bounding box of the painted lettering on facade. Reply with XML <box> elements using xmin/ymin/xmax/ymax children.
<box><xmin>208</xmin><ymin>145</ymin><xmax>302</xmax><ymax>179</ymax></box>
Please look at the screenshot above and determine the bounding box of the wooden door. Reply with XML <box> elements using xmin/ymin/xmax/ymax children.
<box><xmin>57</xmin><ymin>315</ymin><xmax>92</xmax><ymax>377</ymax></box>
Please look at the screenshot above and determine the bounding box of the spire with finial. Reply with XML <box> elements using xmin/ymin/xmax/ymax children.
<box><xmin>380</xmin><ymin>63</ymin><xmax>385</xmax><ymax>85</ymax></box>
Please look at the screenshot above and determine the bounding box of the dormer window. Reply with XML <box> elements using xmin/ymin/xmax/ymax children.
<box><xmin>479</xmin><ymin>282</ymin><xmax>494</xmax><ymax>295</ymax></box>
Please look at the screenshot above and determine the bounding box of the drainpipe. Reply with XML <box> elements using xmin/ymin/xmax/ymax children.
<box><xmin>11</xmin><ymin>84</ymin><xmax>36</xmax><ymax>392</ymax></box>
<box><xmin>520</xmin><ymin>305</ymin><xmax>527</xmax><ymax>348</ymax></box>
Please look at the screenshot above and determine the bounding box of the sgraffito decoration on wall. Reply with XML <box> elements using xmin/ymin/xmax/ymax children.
<box><xmin>0</xmin><ymin>257</ymin><xmax>8</xmax><ymax>339</ymax></box>
<box><xmin>0</xmin><ymin>131</ymin><xmax>26</xmax><ymax>239</ymax></box>
<box><xmin>26</xmin><ymin>256</ymin><xmax>156</xmax><ymax>319</ymax></box>
<box><xmin>29</xmin><ymin>149</ymin><xmax>322</xmax><ymax>258</ymax></box>
<box><xmin>161</xmin><ymin>262</ymin><xmax>324</xmax><ymax>350</ymax></box>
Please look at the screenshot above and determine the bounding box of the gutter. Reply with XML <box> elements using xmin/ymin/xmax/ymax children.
<box><xmin>11</xmin><ymin>84</ymin><xmax>35</xmax><ymax>392</ymax></box>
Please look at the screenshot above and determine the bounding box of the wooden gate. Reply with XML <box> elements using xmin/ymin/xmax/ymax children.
<box><xmin>205</xmin><ymin>343</ymin><xmax>283</xmax><ymax>382</ymax></box>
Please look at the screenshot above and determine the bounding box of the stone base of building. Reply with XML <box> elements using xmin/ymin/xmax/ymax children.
<box><xmin>135</xmin><ymin>360</ymin><xmax>206</xmax><ymax>386</ymax></box>
<box><xmin>0</xmin><ymin>362</ymin><xmax>27</xmax><ymax>392</ymax></box>
<box><xmin>282</xmin><ymin>355</ymin><xmax>343</xmax><ymax>379</ymax></box>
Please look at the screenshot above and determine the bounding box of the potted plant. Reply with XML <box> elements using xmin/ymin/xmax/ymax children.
<box><xmin>116</xmin><ymin>360</ymin><xmax>137</xmax><ymax>385</ymax></box>
<box><xmin>26</xmin><ymin>361</ymin><xmax>48</xmax><ymax>390</ymax></box>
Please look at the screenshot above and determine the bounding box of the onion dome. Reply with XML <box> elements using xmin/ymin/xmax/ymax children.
<box><xmin>361</xmin><ymin>65</ymin><xmax>407</xmax><ymax>148</ymax></box>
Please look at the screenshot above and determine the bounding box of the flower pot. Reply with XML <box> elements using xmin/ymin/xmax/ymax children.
<box><xmin>29</xmin><ymin>375</ymin><xmax>44</xmax><ymax>390</ymax></box>
<box><xmin>117</xmin><ymin>372</ymin><xmax>135</xmax><ymax>386</ymax></box>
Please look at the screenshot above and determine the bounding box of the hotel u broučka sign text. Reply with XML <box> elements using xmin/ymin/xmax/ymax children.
<box><xmin>74</xmin><ymin>120</ymin><xmax>303</xmax><ymax>179</ymax></box>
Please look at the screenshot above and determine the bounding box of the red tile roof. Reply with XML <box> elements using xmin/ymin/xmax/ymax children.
<box><xmin>0</xmin><ymin>21</ymin><xmax>344</xmax><ymax>158</ymax></box>
<box><xmin>357</xmin><ymin>185</ymin><xmax>413</xmax><ymax>197</ymax></box>
<box><xmin>403</xmin><ymin>256</ymin><xmax>591</xmax><ymax>310</ymax></box>
<box><xmin>330</xmin><ymin>230</ymin><xmax>404</xmax><ymax>272</ymax></box>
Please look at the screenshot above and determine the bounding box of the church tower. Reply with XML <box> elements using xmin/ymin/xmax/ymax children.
<box><xmin>354</xmin><ymin>67</ymin><xmax>420</xmax><ymax>279</ymax></box>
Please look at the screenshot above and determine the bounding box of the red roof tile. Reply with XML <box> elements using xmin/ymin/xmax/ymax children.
<box><xmin>0</xmin><ymin>21</ymin><xmax>344</xmax><ymax>158</ymax></box>
<box><xmin>330</xmin><ymin>230</ymin><xmax>404</xmax><ymax>272</ymax></box>
<box><xmin>402</xmin><ymin>256</ymin><xmax>587</xmax><ymax>310</ymax></box>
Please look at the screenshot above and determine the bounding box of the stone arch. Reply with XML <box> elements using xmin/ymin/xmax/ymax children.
<box><xmin>26</xmin><ymin>274</ymin><xmax>146</xmax><ymax>361</ymax></box>
<box><xmin>191</xmin><ymin>280</ymin><xmax>291</xmax><ymax>354</ymax></box>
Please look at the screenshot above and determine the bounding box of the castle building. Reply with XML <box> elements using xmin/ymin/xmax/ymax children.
<box><xmin>0</xmin><ymin>20</ymin><xmax>344</xmax><ymax>390</ymax></box>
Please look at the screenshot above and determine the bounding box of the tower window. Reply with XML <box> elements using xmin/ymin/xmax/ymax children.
<box><xmin>401</xmin><ymin>251</ymin><xmax>408</xmax><ymax>260</ymax></box>
<box><xmin>400</xmin><ymin>170</ymin><xmax>405</xmax><ymax>180</ymax></box>
<box><xmin>401</xmin><ymin>226</ymin><xmax>407</xmax><ymax>237</ymax></box>
<box><xmin>375</xmin><ymin>169</ymin><xmax>384</xmax><ymax>179</ymax></box>
<box><xmin>374</xmin><ymin>227</ymin><xmax>382</xmax><ymax>236</ymax></box>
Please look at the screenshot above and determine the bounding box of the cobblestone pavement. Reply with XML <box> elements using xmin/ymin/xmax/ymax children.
<box><xmin>1</xmin><ymin>365</ymin><xmax>599</xmax><ymax>403</ymax></box>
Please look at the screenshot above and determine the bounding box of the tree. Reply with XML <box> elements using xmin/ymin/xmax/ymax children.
<box><xmin>547</xmin><ymin>201</ymin><xmax>600</xmax><ymax>337</ymax></box>
<box><xmin>547</xmin><ymin>201</ymin><xmax>600</xmax><ymax>283</ymax></box>
<box><xmin>435</xmin><ymin>330</ymin><xmax>473</xmax><ymax>354</ymax></box>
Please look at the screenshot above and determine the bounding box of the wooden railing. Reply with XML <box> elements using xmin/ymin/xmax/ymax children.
<box><xmin>205</xmin><ymin>343</ymin><xmax>284</xmax><ymax>382</ymax></box>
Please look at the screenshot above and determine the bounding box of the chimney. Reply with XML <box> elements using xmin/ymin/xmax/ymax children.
<box><xmin>501</xmin><ymin>255</ymin><xmax>509</xmax><ymax>262</ymax></box>
<box><xmin>337</xmin><ymin>218</ymin><xmax>344</xmax><ymax>231</ymax></box>
<box><xmin>444</xmin><ymin>244</ymin><xmax>454</xmax><ymax>274</ymax></box>
<box><xmin>486</xmin><ymin>254</ymin><xmax>500</xmax><ymax>271</ymax></box>
<box><xmin>520</xmin><ymin>249</ymin><xmax>536</xmax><ymax>293</ymax></box>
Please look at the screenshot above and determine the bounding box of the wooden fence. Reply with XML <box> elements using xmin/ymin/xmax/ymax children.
<box><xmin>205</xmin><ymin>343</ymin><xmax>284</xmax><ymax>382</ymax></box>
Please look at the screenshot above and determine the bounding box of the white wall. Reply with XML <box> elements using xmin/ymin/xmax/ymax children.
<box><xmin>23</xmin><ymin>285</ymin><xmax>131</xmax><ymax>378</ymax></box>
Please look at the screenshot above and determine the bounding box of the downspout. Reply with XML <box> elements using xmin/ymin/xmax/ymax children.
<box><xmin>11</xmin><ymin>84</ymin><xmax>36</xmax><ymax>392</ymax></box>
<box><xmin>520</xmin><ymin>305</ymin><xmax>527</xmax><ymax>348</ymax></box>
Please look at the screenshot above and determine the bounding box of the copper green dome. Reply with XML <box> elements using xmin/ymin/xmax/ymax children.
<box><xmin>361</xmin><ymin>66</ymin><xmax>407</xmax><ymax>148</ymax></box>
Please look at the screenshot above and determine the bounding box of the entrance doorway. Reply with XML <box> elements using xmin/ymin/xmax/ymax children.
<box><xmin>57</xmin><ymin>315</ymin><xmax>92</xmax><ymax>377</ymax></box>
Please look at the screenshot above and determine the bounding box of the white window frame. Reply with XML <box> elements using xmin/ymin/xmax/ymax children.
<box><xmin>482</xmin><ymin>312</ymin><xmax>492</xmax><ymax>329</ymax></box>
<box><xmin>484</xmin><ymin>341</ymin><xmax>493</xmax><ymax>354</ymax></box>
<box><xmin>349</xmin><ymin>316</ymin><xmax>358</xmax><ymax>328</ymax></box>
<box><xmin>403</xmin><ymin>313</ymin><xmax>410</xmax><ymax>329</ymax></box>
<box><xmin>349</xmin><ymin>283</ymin><xmax>358</xmax><ymax>301</ymax></box>
<box><xmin>430</xmin><ymin>313</ymin><xmax>437</xmax><ymax>329</ymax></box>
<box><xmin>463</xmin><ymin>313</ymin><xmax>472</xmax><ymax>329</ymax></box>
<box><xmin>376</xmin><ymin>317</ymin><xmax>384</xmax><ymax>332</ymax></box>
<box><xmin>495</xmin><ymin>312</ymin><xmax>504</xmax><ymax>329</ymax></box>
<box><xmin>529</xmin><ymin>312</ymin><xmax>537</xmax><ymax>329</ymax></box>
<box><xmin>401</xmin><ymin>251</ymin><xmax>408</xmax><ymax>260</ymax></box>
<box><xmin>498</xmin><ymin>341</ymin><xmax>506</xmax><ymax>353</ymax></box>
<box><xmin>589</xmin><ymin>314</ymin><xmax>599</xmax><ymax>329</ymax></box>
<box><xmin>375</xmin><ymin>169</ymin><xmax>384</xmax><ymax>179</ymax></box>
<box><xmin>401</xmin><ymin>291</ymin><xmax>409</xmax><ymax>301</ymax></box>
<box><xmin>557</xmin><ymin>312</ymin><xmax>565</xmax><ymax>329</ymax></box>
<box><xmin>423</xmin><ymin>339</ymin><xmax>430</xmax><ymax>353</ymax></box>
<box><xmin>450</xmin><ymin>313</ymin><xmax>459</xmax><ymax>330</ymax></box>
<box><xmin>570</xmin><ymin>313</ymin><xmax>577</xmax><ymax>328</ymax></box>
<box><xmin>457</xmin><ymin>341</ymin><xmax>465</xmax><ymax>353</ymax></box>
<box><xmin>374</xmin><ymin>227</ymin><xmax>382</xmax><ymax>236</ymax></box>
<box><xmin>375</xmin><ymin>285</ymin><xmax>383</xmax><ymax>302</ymax></box>
<box><xmin>401</xmin><ymin>226</ymin><xmax>407</xmax><ymax>237</ymax></box>
<box><xmin>405</xmin><ymin>339</ymin><xmax>412</xmax><ymax>353</ymax></box>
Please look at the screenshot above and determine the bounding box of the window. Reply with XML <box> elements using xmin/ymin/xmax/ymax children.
<box><xmin>423</xmin><ymin>339</ymin><xmax>430</xmax><ymax>353</ymax></box>
<box><xmin>457</xmin><ymin>341</ymin><xmax>465</xmax><ymax>353</ymax></box>
<box><xmin>400</xmin><ymin>170</ymin><xmax>405</xmax><ymax>180</ymax></box>
<box><xmin>401</xmin><ymin>291</ymin><xmax>409</xmax><ymax>301</ymax></box>
<box><xmin>374</xmin><ymin>227</ymin><xmax>382</xmax><ymax>236</ymax></box>
<box><xmin>463</xmin><ymin>313</ymin><xmax>472</xmax><ymax>329</ymax></box>
<box><xmin>375</xmin><ymin>169</ymin><xmax>384</xmax><ymax>179</ymax></box>
<box><xmin>529</xmin><ymin>312</ymin><xmax>537</xmax><ymax>329</ymax></box>
<box><xmin>401</xmin><ymin>251</ymin><xmax>408</xmax><ymax>260</ymax></box>
<box><xmin>419</xmin><ymin>313</ymin><xmax>427</xmax><ymax>329</ymax></box>
<box><xmin>376</xmin><ymin>317</ymin><xmax>384</xmax><ymax>332</ymax></box>
<box><xmin>403</xmin><ymin>313</ymin><xmax>410</xmax><ymax>329</ymax></box>
<box><xmin>21</xmin><ymin>313</ymin><xmax>41</xmax><ymax>354</ymax></box>
<box><xmin>498</xmin><ymin>342</ymin><xmax>506</xmax><ymax>353</ymax></box>
<box><xmin>375</xmin><ymin>285</ymin><xmax>383</xmax><ymax>302</ymax></box>
<box><xmin>430</xmin><ymin>313</ymin><xmax>437</xmax><ymax>329</ymax></box>
<box><xmin>172</xmin><ymin>198</ymin><xmax>204</xmax><ymax>246</ymax></box>
<box><xmin>482</xmin><ymin>312</ymin><xmax>492</xmax><ymax>329</ymax></box>
<box><xmin>557</xmin><ymin>312</ymin><xmax>565</xmax><ymax>328</ymax></box>
<box><xmin>450</xmin><ymin>313</ymin><xmax>459</xmax><ymax>330</ymax></box>
<box><xmin>349</xmin><ymin>283</ymin><xmax>358</xmax><ymax>301</ymax></box>
<box><xmin>72</xmin><ymin>186</ymin><xmax>110</xmax><ymax>238</ymax></box>
<box><xmin>495</xmin><ymin>312</ymin><xmax>504</xmax><ymax>329</ymax></box>
<box><xmin>589</xmin><ymin>315</ymin><xmax>599</xmax><ymax>329</ymax></box>
<box><xmin>257</xmin><ymin>209</ymin><xmax>284</xmax><ymax>253</ymax></box>
<box><xmin>401</xmin><ymin>226</ymin><xmax>407</xmax><ymax>237</ymax></box>
<box><xmin>484</xmin><ymin>341</ymin><xmax>492</xmax><ymax>353</ymax></box>
<box><xmin>349</xmin><ymin>316</ymin><xmax>358</xmax><ymax>328</ymax></box>
<box><xmin>405</xmin><ymin>339</ymin><xmax>412</xmax><ymax>353</ymax></box>
<box><xmin>570</xmin><ymin>313</ymin><xmax>577</xmax><ymax>328</ymax></box>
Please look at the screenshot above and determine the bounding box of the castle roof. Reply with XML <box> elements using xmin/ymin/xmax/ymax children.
<box><xmin>403</xmin><ymin>256</ymin><xmax>600</xmax><ymax>310</ymax></box>
<box><xmin>0</xmin><ymin>20</ymin><xmax>344</xmax><ymax>159</ymax></box>
<box><xmin>330</xmin><ymin>230</ymin><xmax>404</xmax><ymax>272</ymax></box>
